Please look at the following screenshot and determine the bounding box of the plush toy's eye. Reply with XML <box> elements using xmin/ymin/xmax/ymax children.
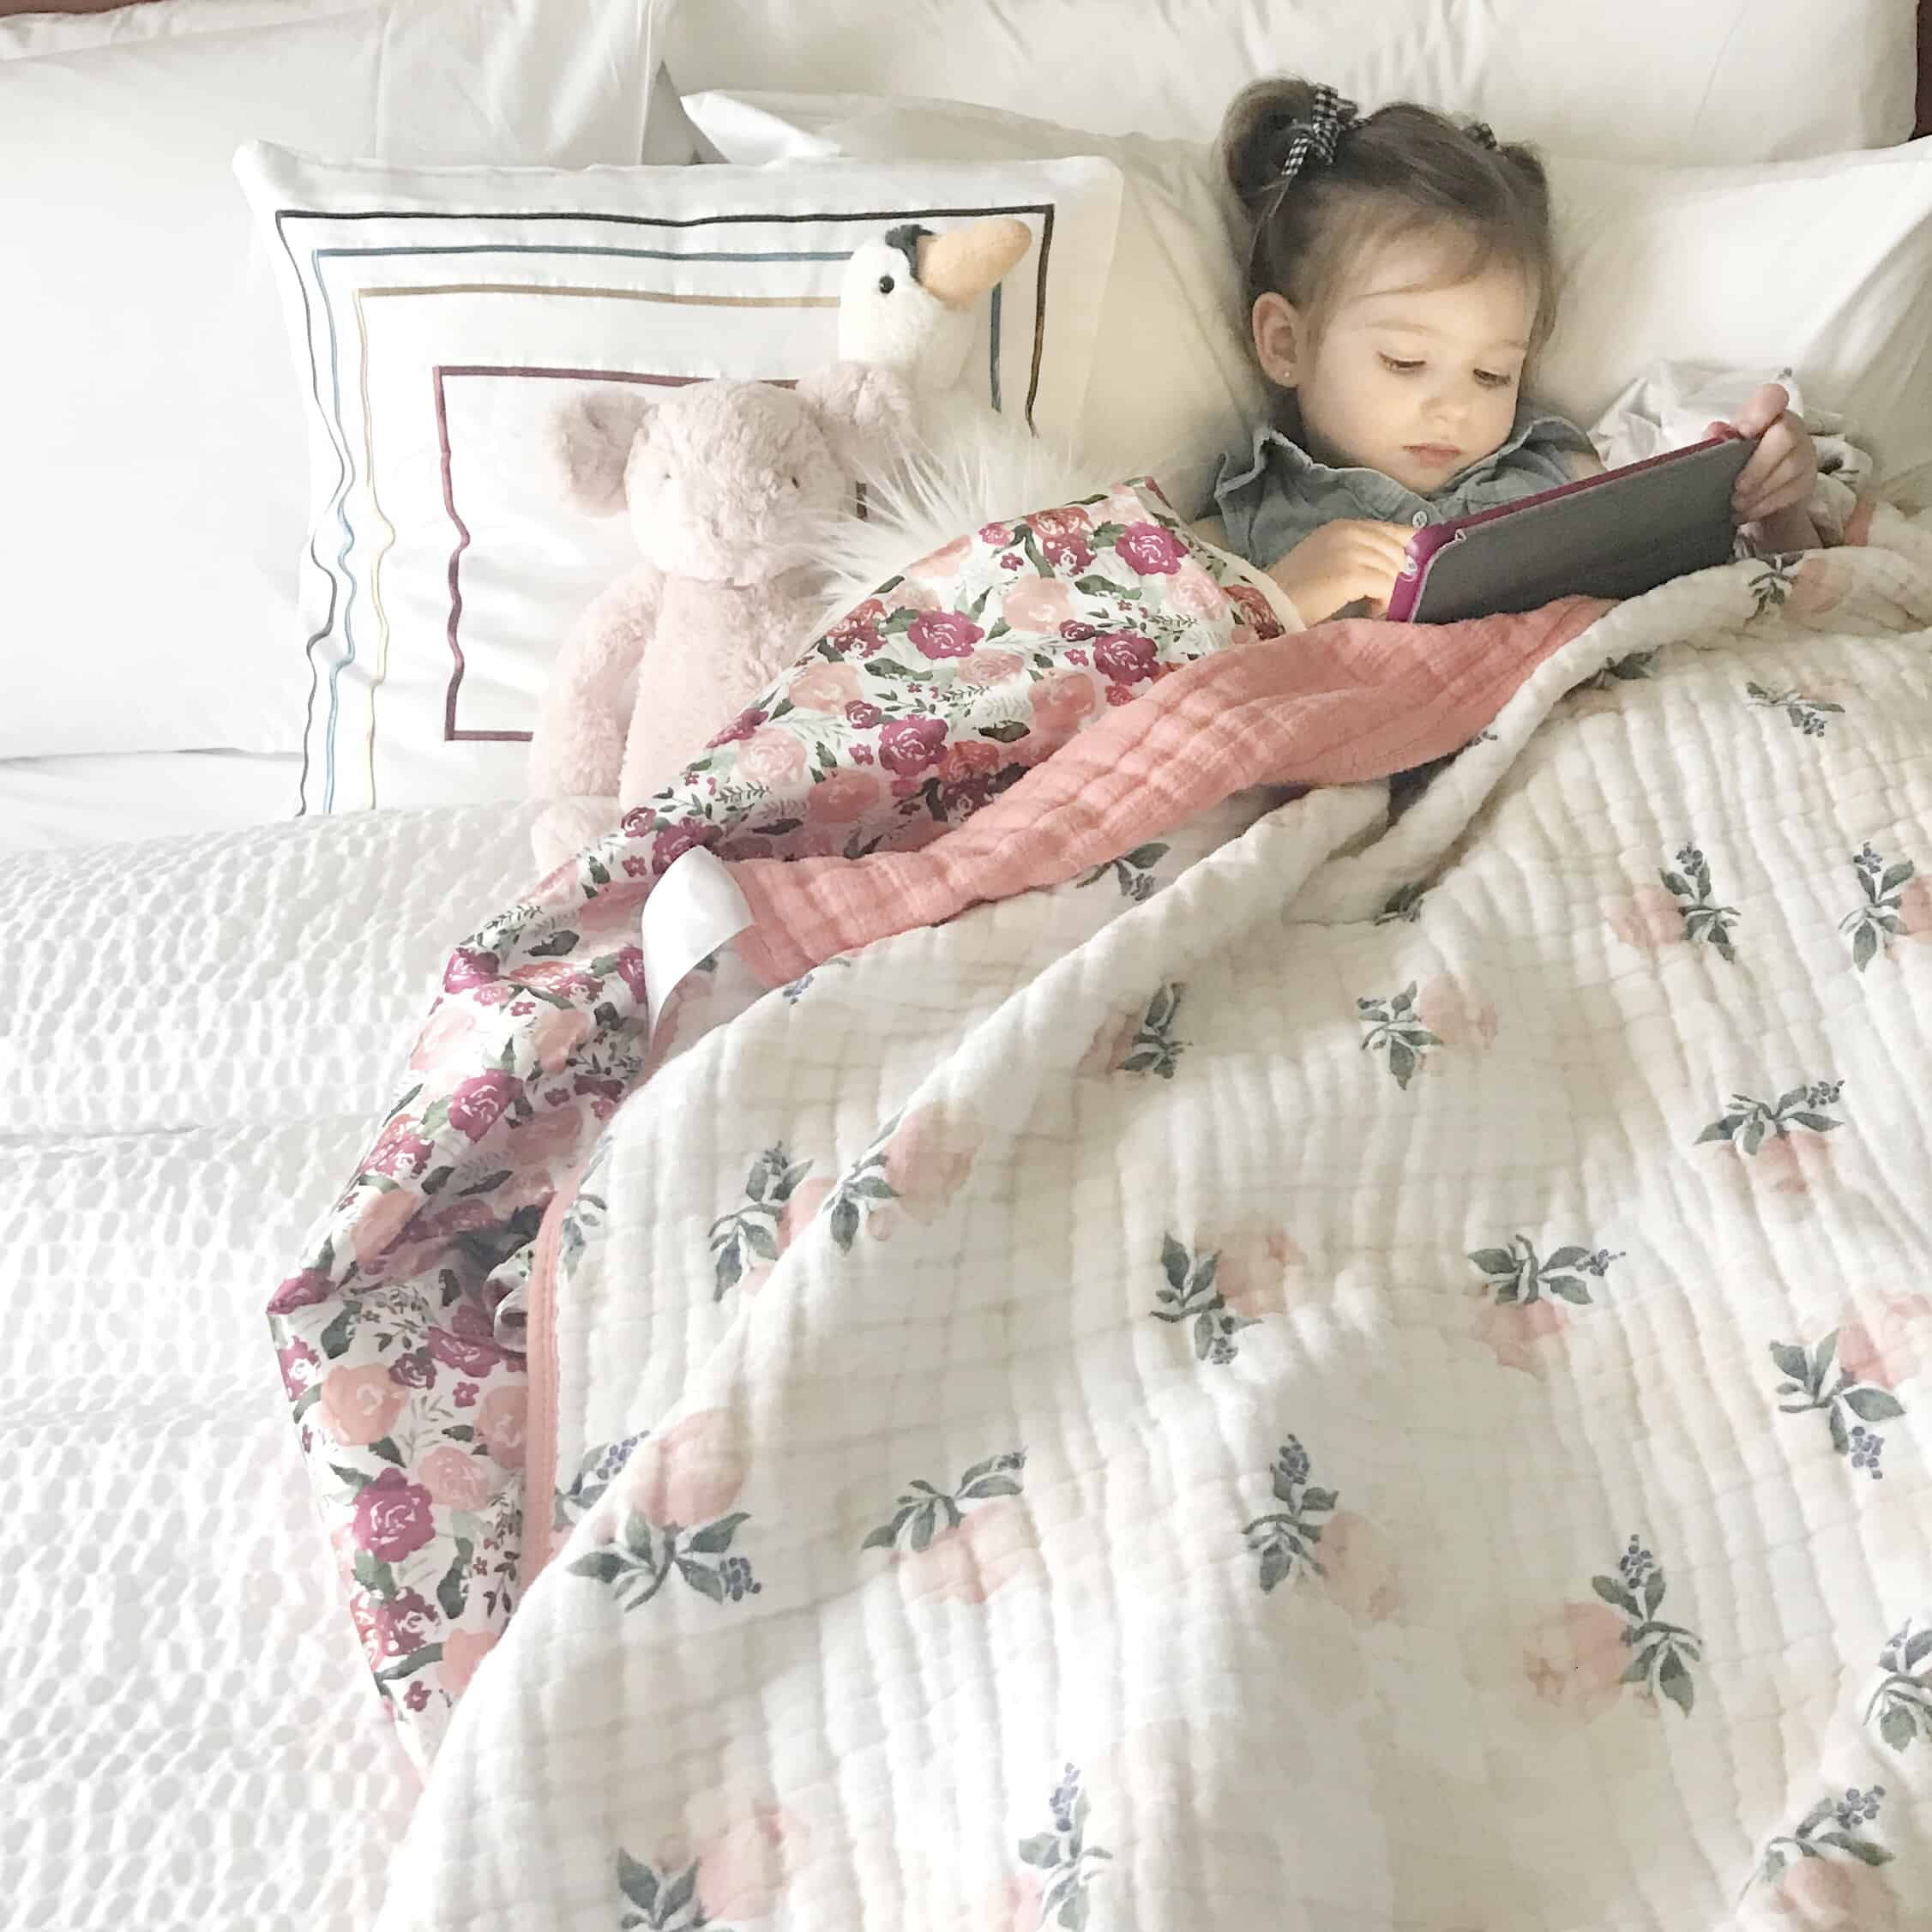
<box><xmin>876</xmin><ymin>273</ymin><xmax>895</xmax><ymax>295</ymax></box>
<box><xmin>787</xmin><ymin>475</ymin><xmax>798</xmax><ymax>490</ymax></box>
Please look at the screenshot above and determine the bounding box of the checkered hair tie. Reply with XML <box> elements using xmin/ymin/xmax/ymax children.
<box><xmin>1466</xmin><ymin>120</ymin><xmax>1499</xmax><ymax>150</ymax></box>
<box><xmin>1277</xmin><ymin>84</ymin><xmax>1359</xmax><ymax>187</ymax></box>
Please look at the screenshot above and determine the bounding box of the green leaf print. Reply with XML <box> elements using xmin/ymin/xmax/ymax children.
<box><xmin>1840</xmin><ymin>843</ymin><xmax>1917</xmax><ymax>972</ymax></box>
<box><xmin>567</xmin><ymin>1509</ymin><xmax>762</xmax><ymax>1613</ymax></box>
<box><xmin>1357</xmin><ymin>984</ymin><xmax>1441</xmax><ymax>1091</ymax></box>
<box><xmin>1017</xmin><ymin>1767</ymin><xmax>1111</xmax><ymax>1929</ymax></box>
<box><xmin>1244</xmin><ymin>1435</ymin><xmax>1336</xmax><ymax>1592</ymax></box>
<box><xmin>1373</xmin><ymin>882</ymin><xmax>1427</xmax><ymax>925</ymax></box>
<box><xmin>1592</xmin><ymin>1535</ymin><xmax>1702</xmax><ymax>1714</ymax></box>
<box><xmin>1150</xmin><ymin>1235</ymin><xmax>1257</xmax><ymax>1365</ymax></box>
<box><xmin>1578</xmin><ymin>648</ymin><xmax>1660</xmax><ymax>689</ymax></box>
<box><xmin>1867</xmin><ymin>1619</ymin><xmax>1932</xmax><ymax>1753</ymax></box>
<box><xmin>614</xmin><ymin>1851</ymin><xmax>719</xmax><ymax>1931</ymax></box>
<box><xmin>822</xmin><ymin>1116</ymin><xmax>901</xmax><ymax>1254</ymax></box>
<box><xmin>1116</xmin><ymin>981</ymin><xmax>1187</xmax><ymax>1076</ymax></box>
<box><xmin>859</xmin><ymin>1451</ymin><xmax>1026</xmax><ymax>1554</ymax></box>
<box><xmin>709</xmin><ymin>1146</ymin><xmax>813</xmax><ymax>1298</ymax></box>
<box><xmin>1768</xmin><ymin>1327</ymin><xmax>1904</xmax><ymax>1478</ymax></box>
<box><xmin>1751</xmin><ymin>1787</ymin><xmax>1893</xmax><ymax>1893</ymax></box>
<box><xmin>1076</xmin><ymin>843</ymin><xmax>1170</xmax><ymax>903</ymax></box>
<box><xmin>1661</xmin><ymin>843</ymin><xmax>1741</xmax><ymax>960</ymax></box>
<box><xmin>1746</xmin><ymin>677</ymin><xmax>1844</xmax><ymax>736</ymax></box>
<box><xmin>1468</xmin><ymin>1236</ymin><xmax>1622</xmax><ymax>1308</ymax></box>
<box><xmin>1745</xmin><ymin>557</ymin><xmax>1801</xmax><ymax>619</ymax></box>
<box><xmin>1694</xmin><ymin>1080</ymin><xmax>1843</xmax><ymax>1152</ymax></box>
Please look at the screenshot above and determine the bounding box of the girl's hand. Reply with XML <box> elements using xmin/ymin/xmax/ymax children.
<box><xmin>1709</xmin><ymin>382</ymin><xmax>1818</xmax><ymax>527</ymax></box>
<box><xmin>1267</xmin><ymin>519</ymin><xmax>1414</xmax><ymax>624</ymax></box>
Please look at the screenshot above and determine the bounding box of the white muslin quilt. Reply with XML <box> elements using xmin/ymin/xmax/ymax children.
<box><xmin>372</xmin><ymin>508</ymin><xmax>1932</xmax><ymax>1929</ymax></box>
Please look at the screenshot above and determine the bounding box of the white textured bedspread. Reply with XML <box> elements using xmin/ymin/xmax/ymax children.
<box><xmin>1</xmin><ymin>804</ymin><xmax>535</xmax><ymax>1931</ymax></box>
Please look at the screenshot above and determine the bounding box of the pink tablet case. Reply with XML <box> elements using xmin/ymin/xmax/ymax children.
<box><xmin>1386</xmin><ymin>430</ymin><xmax>1754</xmax><ymax>624</ymax></box>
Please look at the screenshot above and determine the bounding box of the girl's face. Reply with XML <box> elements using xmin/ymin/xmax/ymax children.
<box><xmin>1252</xmin><ymin>237</ymin><xmax>1538</xmax><ymax>497</ymax></box>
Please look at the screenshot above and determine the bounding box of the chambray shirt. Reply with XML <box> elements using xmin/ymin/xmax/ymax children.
<box><xmin>1213</xmin><ymin>402</ymin><xmax>1599</xmax><ymax>569</ymax></box>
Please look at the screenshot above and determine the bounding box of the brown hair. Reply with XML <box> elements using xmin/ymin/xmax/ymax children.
<box><xmin>1219</xmin><ymin>77</ymin><xmax>1561</xmax><ymax>377</ymax></box>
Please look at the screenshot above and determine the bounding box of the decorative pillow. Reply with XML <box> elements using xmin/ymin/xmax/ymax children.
<box><xmin>657</xmin><ymin>0</ymin><xmax>1921</xmax><ymax>165</ymax></box>
<box><xmin>235</xmin><ymin>141</ymin><xmax>1123</xmax><ymax>814</ymax></box>
<box><xmin>695</xmin><ymin>94</ymin><xmax>1932</xmax><ymax>498</ymax></box>
<box><xmin>684</xmin><ymin>91</ymin><xmax>1269</xmax><ymax>526</ymax></box>
<box><xmin>0</xmin><ymin>0</ymin><xmax>657</xmax><ymax>764</ymax></box>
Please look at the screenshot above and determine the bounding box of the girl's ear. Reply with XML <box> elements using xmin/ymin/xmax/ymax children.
<box><xmin>1251</xmin><ymin>292</ymin><xmax>1301</xmax><ymax>388</ymax></box>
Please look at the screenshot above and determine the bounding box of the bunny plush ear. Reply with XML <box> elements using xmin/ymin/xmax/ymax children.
<box><xmin>550</xmin><ymin>388</ymin><xmax>653</xmax><ymax>515</ymax></box>
<box><xmin>793</xmin><ymin>360</ymin><xmax>918</xmax><ymax>477</ymax></box>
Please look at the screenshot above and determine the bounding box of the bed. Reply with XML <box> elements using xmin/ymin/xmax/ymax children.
<box><xmin>4</xmin><ymin>4</ymin><xmax>1932</xmax><ymax>1929</ymax></box>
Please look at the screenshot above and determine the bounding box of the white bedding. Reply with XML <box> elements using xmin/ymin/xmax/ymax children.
<box><xmin>0</xmin><ymin>802</ymin><xmax>537</xmax><ymax>1930</ymax></box>
<box><xmin>0</xmin><ymin>749</ymin><xmax>301</xmax><ymax>853</ymax></box>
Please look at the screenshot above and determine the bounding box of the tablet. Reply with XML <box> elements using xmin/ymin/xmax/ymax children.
<box><xmin>1385</xmin><ymin>430</ymin><xmax>1755</xmax><ymax>625</ymax></box>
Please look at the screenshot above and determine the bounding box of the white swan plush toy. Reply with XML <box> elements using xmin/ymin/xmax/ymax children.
<box><xmin>835</xmin><ymin>216</ymin><xmax>1032</xmax><ymax>442</ymax></box>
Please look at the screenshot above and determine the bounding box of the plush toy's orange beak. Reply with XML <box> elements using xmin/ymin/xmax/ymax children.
<box><xmin>915</xmin><ymin>216</ymin><xmax>1032</xmax><ymax>309</ymax></box>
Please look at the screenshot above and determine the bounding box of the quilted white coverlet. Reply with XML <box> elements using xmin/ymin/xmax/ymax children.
<box><xmin>1</xmin><ymin>804</ymin><xmax>536</xmax><ymax>1931</ymax></box>
<box><xmin>383</xmin><ymin>528</ymin><xmax>1932</xmax><ymax>1929</ymax></box>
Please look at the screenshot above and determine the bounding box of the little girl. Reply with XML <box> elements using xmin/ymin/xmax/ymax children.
<box><xmin>1209</xmin><ymin>80</ymin><xmax>1821</xmax><ymax>624</ymax></box>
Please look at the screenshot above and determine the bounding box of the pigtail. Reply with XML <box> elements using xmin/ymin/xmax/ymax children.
<box><xmin>1494</xmin><ymin>138</ymin><xmax>1549</xmax><ymax>201</ymax></box>
<box><xmin>1218</xmin><ymin>76</ymin><xmax>1322</xmax><ymax>213</ymax></box>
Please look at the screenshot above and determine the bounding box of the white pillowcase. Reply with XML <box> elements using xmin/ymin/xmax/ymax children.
<box><xmin>1539</xmin><ymin>144</ymin><xmax>1932</xmax><ymax>485</ymax></box>
<box><xmin>694</xmin><ymin>92</ymin><xmax>1932</xmax><ymax>498</ymax></box>
<box><xmin>235</xmin><ymin>140</ymin><xmax>1122</xmax><ymax>814</ymax></box>
<box><xmin>0</xmin><ymin>0</ymin><xmax>653</xmax><ymax>763</ymax></box>
<box><xmin>685</xmin><ymin>92</ymin><xmax>1270</xmax><ymax>524</ymax></box>
<box><xmin>658</xmin><ymin>0</ymin><xmax>1920</xmax><ymax>164</ymax></box>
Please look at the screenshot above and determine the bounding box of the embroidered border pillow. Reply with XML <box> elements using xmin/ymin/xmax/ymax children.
<box><xmin>235</xmin><ymin>141</ymin><xmax>1123</xmax><ymax>815</ymax></box>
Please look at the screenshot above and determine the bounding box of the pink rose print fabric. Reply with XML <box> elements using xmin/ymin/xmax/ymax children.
<box><xmin>267</xmin><ymin>479</ymin><xmax>1285</xmax><ymax>1766</ymax></box>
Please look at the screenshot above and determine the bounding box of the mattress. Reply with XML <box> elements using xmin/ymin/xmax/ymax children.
<box><xmin>0</xmin><ymin>800</ymin><xmax>540</xmax><ymax>1931</ymax></box>
<box><xmin>0</xmin><ymin>749</ymin><xmax>303</xmax><ymax>853</ymax></box>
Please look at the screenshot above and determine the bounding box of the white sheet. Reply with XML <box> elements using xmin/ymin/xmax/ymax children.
<box><xmin>0</xmin><ymin>801</ymin><xmax>539</xmax><ymax>1931</ymax></box>
<box><xmin>0</xmin><ymin>749</ymin><xmax>300</xmax><ymax>852</ymax></box>
<box><xmin>657</xmin><ymin>0</ymin><xmax>1921</xmax><ymax>163</ymax></box>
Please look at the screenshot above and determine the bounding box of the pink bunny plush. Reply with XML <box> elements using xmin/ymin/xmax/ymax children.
<box><xmin>527</xmin><ymin>363</ymin><xmax>912</xmax><ymax>873</ymax></box>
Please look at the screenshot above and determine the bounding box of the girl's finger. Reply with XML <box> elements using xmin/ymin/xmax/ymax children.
<box><xmin>1739</xmin><ymin>453</ymin><xmax>1811</xmax><ymax>516</ymax></box>
<box><xmin>1730</xmin><ymin>382</ymin><xmax>1790</xmax><ymax>439</ymax></box>
<box><xmin>1752</xmin><ymin>475</ymin><xmax>1810</xmax><ymax>517</ymax></box>
<box><xmin>1735</xmin><ymin>461</ymin><xmax>1798</xmax><ymax>515</ymax></box>
<box><xmin>1732</xmin><ymin>431</ymin><xmax>1790</xmax><ymax>498</ymax></box>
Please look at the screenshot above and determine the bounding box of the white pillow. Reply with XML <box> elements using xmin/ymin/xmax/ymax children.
<box><xmin>0</xmin><ymin>0</ymin><xmax>654</xmax><ymax>763</ymax></box>
<box><xmin>686</xmin><ymin>92</ymin><xmax>1270</xmax><ymax>527</ymax></box>
<box><xmin>695</xmin><ymin>93</ymin><xmax>1932</xmax><ymax>497</ymax></box>
<box><xmin>657</xmin><ymin>0</ymin><xmax>1919</xmax><ymax>165</ymax></box>
<box><xmin>234</xmin><ymin>140</ymin><xmax>1122</xmax><ymax>815</ymax></box>
<box><xmin>1538</xmin><ymin>144</ymin><xmax>1932</xmax><ymax>485</ymax></box>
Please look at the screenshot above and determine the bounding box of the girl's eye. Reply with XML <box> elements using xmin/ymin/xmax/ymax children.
<box><xmin>1380</xmin><ymin>356</ymin><xmax>1423</xmax><ymax>375</ymax></box>
<box><xmin>1476</xmin><ymin>370</ymin><xmax>1515</xmax><ymax>389</ymax></box>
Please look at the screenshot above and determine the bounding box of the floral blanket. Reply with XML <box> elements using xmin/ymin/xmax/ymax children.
<box><xmin>270</xmin><ymin>480</ymin><xmax>1299</xmax><ymax>1768</ymax></box>
<box><xmin>368</xmin><ymin>503</ymin><xmax>1932</xmax><ymax>1929</ymax></box>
